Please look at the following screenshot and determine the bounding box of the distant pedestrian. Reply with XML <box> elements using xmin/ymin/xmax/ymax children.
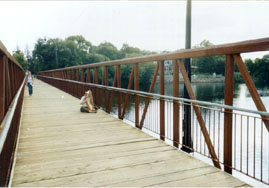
<box><xmin>27</xmin><ymin>71</ymin><xmax>34</xmax><ymax>96</ymax></box>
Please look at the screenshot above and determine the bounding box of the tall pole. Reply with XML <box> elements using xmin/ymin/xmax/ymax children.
<box><xmin>182</xmin><ymin>0</ymin><xmax>193</xmax><ymax>152</ymax></box>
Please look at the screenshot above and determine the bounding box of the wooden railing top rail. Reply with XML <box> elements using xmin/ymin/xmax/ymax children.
<box><xmin>0</xmin><ymin>41</ymin><xmax>23</xmax><ymax>71</ymax></box>
<box><xmin>39</xmin><ymin>37</ymin><xmax>269</xmax><ymax>73</ymax></box>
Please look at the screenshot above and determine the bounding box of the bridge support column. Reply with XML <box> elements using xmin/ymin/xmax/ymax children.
<box><xmin>159</xmin><ymin>61</ymin><xmax>165</xmax><ymax>141</ymax></box>
<box><xmin>173</xmin><ymin>60</ymin><xmax>179</xmax><ymax>147</ymax></box>
<box><xmin>224</xmin><ymin>55</ymin><xmax>234</xmax><ymax>174</ymax></box>
<box><xmin>134</xmin><ymin>64</ymin><xmax>139</xmax><ymax>128</ymax></box>
<box><xmin>117</xmin><ymin>65</ymin><xmax>122</xmax><ymax>119</ymax></box>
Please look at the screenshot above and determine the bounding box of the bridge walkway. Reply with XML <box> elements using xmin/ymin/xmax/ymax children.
<box><xmin>11</xmin><ymin>80</ymin><xmax>249</xmax><ymax>187</ymax></box>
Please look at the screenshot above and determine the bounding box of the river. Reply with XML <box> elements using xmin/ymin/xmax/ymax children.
<box><xmin>153</xmin><ymin>82</ymin><xmax>269</xmax><ymax>108</ymax></box>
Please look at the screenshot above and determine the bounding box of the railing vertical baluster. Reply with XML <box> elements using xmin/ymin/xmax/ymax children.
<box><xmin>5</xmin><ymin>60</ymin><xmax>11</xmax><ymax>109</ymax></box>
<box><xmin>173</xmin><ymin>59</ymin><xmax>179</xmax><ymax>147</ymax></box>
<box><xmin>87</xmin><ymin>68</ymin><xmax>91</xmax><ymax>91</ymax></box>
<box><xmin>121</xmin><ymin>67</ymin><xmax>134</xmax><ymax>119</ymax></box>
<box><xmin>104</xmin><ymin>67</ymin><xmax>108</xmax><ymax>112</ymax></box>
<box><xmin>0</xmin><ymin>56</ymin><xmax>6</xmax><ymax>123</ymax></box>
<box><xmin>224</xmin><ymin>54</ymin><xmax>234</xmax><ymax>174</ymax></box>
<box><xmin>159</xmin><ymin>60</ymin><xmax>165</xmax><ymax>141</ymax></box>
<box><xmin>108</xmin><ymin>68</ymin><xmax>117</xmax><ymax>113</ymax></box>
<box><xmin>94</xmin><ymin>67</ymin><xmax>99</xmax><ymax>106</ymax></box>
<box><xmin>72</xmin><ymin>69</ymin><xmax>76</xmax><ymax>80</ymax></box>
<box><xmin>81</xmin><ymin>68</ymin><xmax>84</xmax><ymax>82</ymax></box>
<box><xmin>117</xmin><ymin>65</ymin><xmax>122</xmax><ymax>119</ymax></box>
<box><xmin>76</xmin><ymin>69</ymin><xmax>79</xmax><ymax>81</ymax></box>
<box><xmin>134</xmin><ymin>63</ymin><xmax>139</xmax><ymax>128</ymax></box>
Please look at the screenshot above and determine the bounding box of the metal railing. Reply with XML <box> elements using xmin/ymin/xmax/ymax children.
<box><xmin>0</xmin><ymin>41</ymin><xmax>26</xmax><ymax>186</ymax></box>
<box><xmin>38</xmin><ymin>37</ymin><xmax>269</xmax><ymax>185</ymax></box>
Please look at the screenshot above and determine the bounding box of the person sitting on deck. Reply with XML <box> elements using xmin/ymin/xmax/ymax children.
<box><xmin>80</xmin><ymin>90</ymin><xmax>97</xmax><ymax>113</ymax></box>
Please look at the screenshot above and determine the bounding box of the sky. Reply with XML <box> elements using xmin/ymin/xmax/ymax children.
<box><xmin>0</xmin><ymin>0</ymin><xmax>269</xmax><ymax>60</ymax></box>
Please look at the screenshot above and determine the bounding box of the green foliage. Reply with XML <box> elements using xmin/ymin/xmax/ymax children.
<box><xmin>95</xmin><ymin>42</ymin><xmax>120</xmax><ymax>60</ymax></box>
<box><xmin>139</xmin><ymin>62</ymin><xmax>156</xmax><ymax>90</ymax></box>
<box><xmin>28</xmin><ymin>36</ymin><xmax>156</xmax><ymax>87</ymax></box>
<box><xmin>86</xmin><ymin>53</ymin><xmax>109</xmax><ymax>64</ymax></box>
<box><xmin>13</xmin><ymin>48</ymin><xmax>30</xmax><ymax>70</ymax></box>
<box><xmin>234</xmin><ymin>72</ymin><xmax>244</xmax><ymax>83</ymax></box>
<box><xmin>245</xmin><ymin>55</ymin><xmax>269</xmax><ymax>85</ymax></box>
<box><xmin>192</xmin><ymin>40</ymin><xmax>225</xmax><ymax>75</ymax></box>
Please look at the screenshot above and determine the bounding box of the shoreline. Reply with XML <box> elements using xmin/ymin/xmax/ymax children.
<box><xmin>157</xmin><ymin>75</ymin><xmax>225</xmax><ymax>83</ymax></box>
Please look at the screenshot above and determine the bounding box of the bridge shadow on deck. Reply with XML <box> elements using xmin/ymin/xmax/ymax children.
<box><xmin>11</xmin><ymin>80</ymin><xmax>249</xmax><ymax>187</ymax></box>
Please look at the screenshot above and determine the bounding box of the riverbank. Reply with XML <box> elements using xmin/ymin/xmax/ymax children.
<box><xmin>157</xmin><ymin>74</ymin><xmax>225</xmax><ymax>83</ymax></box>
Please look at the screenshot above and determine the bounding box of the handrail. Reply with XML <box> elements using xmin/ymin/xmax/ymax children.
<box><xmin>0</xmin><ymin>77</ymin><xmax>26</xmax><ymax>153</ymax></box>
<box><xmin>39</xmin><ymin>37</ymin><xmax>269</xmax><ymax>72</ymax></box>
<box><xmin>38</xmin><ymin>75</ymin><xmax>269</xmax><ymax>117</ymax></box>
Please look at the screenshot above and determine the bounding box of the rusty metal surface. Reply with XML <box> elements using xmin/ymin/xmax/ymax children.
<box><xmin>0</xmin><ymin>42</ymin><xmax>26</xmax><ymax>187</ymax></box>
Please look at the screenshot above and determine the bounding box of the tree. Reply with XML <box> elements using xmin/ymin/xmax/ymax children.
<box><xmin>95</xmin><ymin>42</ymin><xmax>120</xmax><ymax>60</ymax></box>
<box><xmin>192</xmin><ymin>40</ymin><xmax>225</xmax><ymax>75</ymax></box>
<box><xmin>248</xmin><ymin>55</ymin><xmax>269</xmax><ymax>85</ymax></box>
<box><xmin>13</xmin><ymin>48</ymin><xmax>30</xmax><ymax>71</ymax></box>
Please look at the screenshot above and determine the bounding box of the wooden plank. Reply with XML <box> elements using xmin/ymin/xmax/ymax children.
<box><xmin>156</xmin><ymin>171</ymin><xmax>244</xmax><ymax>187</ymax></box>
<box><xmin>234</xmin><ymin>54</ymin><xmax>269</xmax><ymax>132</ymax></box>
<box><xmin>159</xmin><ymin>61</ymin><xmax>165</xmax><ymax>141</ymax></box>
<box><xmin>173</xmin><ymin>59</ymin><xmax>179</xmax><ymax>147</ymax></box>
<box><xmin>121</xmin><ymin>67</ymin><xmax>134</xmax><ymax>119</ymax></box>
<box><xmin>0</xmin><ymin>56</ymin><xmax>5</xmax><ymax>124</ymax></box>
<box><xmin>13</xmin><ymin>158</ymin><xmax>207</xmax><ymax>187</ymax></box>
<box><xmin>139</xmin><ymin>63</ymin><xmax>159</xmax><ymax>129</ymax></box>
<box><xmin>15</xmin><ymin>140</ymin><xmax>164</xmax><ymax>165</ymax></box>
<box><xmin>39</xmin><ymin>37</ymin><xmax>269</xmax><ymax>72</ymax></box>
<box><xmin>178</xmin><ymin>60</ymin><xmax>221</xmax><ymax>169</ymax></box>
<box><xmin>13</xmin><ymin>149</ymin><xmax>181</xmax><ymax>184</ymax></box>
<box><xmin>224</xmin><ymin>55</ymin><xmax>234</xmax><ymax>174</ymax></box>
<box><xmin>134</xmin><ymin>64</ymin><xmax>139</xmax><ymax>128</ymax></box>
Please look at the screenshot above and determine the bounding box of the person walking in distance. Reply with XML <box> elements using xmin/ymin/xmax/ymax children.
<box><xmin>27</xmin><ymin>71</ymin><xmax>34</xmax><ymax>96</ymax></box>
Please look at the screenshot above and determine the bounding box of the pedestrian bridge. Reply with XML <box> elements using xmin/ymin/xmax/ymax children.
<box><xmin>11</xmin><ymin>80</ymin><xmax>248</xmax><ymax>187</ymax></box>
<box><xmin>0</xmin><ymin>38</ymin><xmax>269</xmax><ymax>187</ymax></box>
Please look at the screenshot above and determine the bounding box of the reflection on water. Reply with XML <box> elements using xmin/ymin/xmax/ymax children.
<box><xmin>153</xmin><ymin>82</ymin><xmax>269</xmax><ymax>110</ymax></box>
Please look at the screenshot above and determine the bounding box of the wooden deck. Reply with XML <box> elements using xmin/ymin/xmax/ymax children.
<box><xmin>11</xmin><ymin>80</ymin><xmax>249</xmax><ymax>187</ymax></box>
